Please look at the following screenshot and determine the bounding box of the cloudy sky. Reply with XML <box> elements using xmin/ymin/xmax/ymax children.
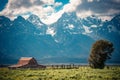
<box><xmin>0</xmin><ymin>0</ymin><xmax>120</xmax><ymax>24</ymax></box>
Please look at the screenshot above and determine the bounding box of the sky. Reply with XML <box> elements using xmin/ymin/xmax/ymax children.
<box><xmin>0</xmin><ymin>0</ymin><xmax>120</xmax><ymax>24</ymax></box>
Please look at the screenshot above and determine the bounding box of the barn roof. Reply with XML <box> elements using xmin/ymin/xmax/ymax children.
<box><xmin>19</xmin><ymin>57</ymin><xmax>33</xmax><ymax>60</ymax></box>
<box><xmin>18</xmin><ymin>57</ymin><xmax>37</xmax><ymax>64</ymax></box>
<box><xmin>9</xmin><ymin>57</ymin><xmax>38</xmax><ymax>68</ymax></box>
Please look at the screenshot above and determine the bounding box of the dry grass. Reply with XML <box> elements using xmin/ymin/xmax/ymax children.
<box><xmin>0</xmin><ymin>66</ymin><xmax>120</xmax><ymax>80</ymax></box>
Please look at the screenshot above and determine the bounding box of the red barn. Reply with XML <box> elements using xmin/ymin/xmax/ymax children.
<box><xmin>9</xmin><ymin>57</ymin><xmax>46</xmax><ymax>69</ymax></box>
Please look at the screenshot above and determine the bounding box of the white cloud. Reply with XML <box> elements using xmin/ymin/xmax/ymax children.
<box><xmin>69</xmin><ymin>0</ymin><xmax>82</xmax><ymax>6</ymax></box>
<box><xmin>41</xmin><ymin>0</ymin><xmax>54</xmax><ymax>5</ymax></box>
<box><xmin>43</xmin><ymin>6</ymin><xmax>54</xmax><ymax>13</ymax></box>
<box><xmin>41</xmin><ymin>10</ymin><xmax>64</xmax><ymax>24</ymax></box>
<box><xmin>0</xmin><ymin>0</ymin><xmax>45</xmax><ymax>20</ymax></box>
<box><xmin>63</xmin><ymin>4</ymin><xmax>75</xmax><ymax>12</ymax></box>
<box><xmin>76</xmin><ymin>8</ymin><xmax>118</xmax><ymax>21</ymax></box>
<box><xmin>88</xmin><ymin>0</ymin><xmax>94</xmax><ymax>2</ymax></box>
<box><xmin>76</xmin><ymin>0</ymin><xmax>120</xmax><ymax>21</ymax></box>
<box><xmin>0</xmin><ymin>0</ymin><xmax>66</xmax><ymax>24</ymax></box>
<box><xmin>76</xmin><ymin>10</ymin><xmax>93</xmax><ymax>18</ymax></box>
<box><xmin>0</xmin><ymin>0</ymin><xmax>119</xmax><ymax>24</ymax></box>
<box><xmin>54</xmin><ymin>2</ymin><xmax>62</xmax><ymax>7</ymax></box>
<box><xmin>63</xmin><ymin>0</ymin><xmax>82</xmax><ymax>12</ymax></box>
<box><xmin>92</xmin><ymin>9</ymin><xmax>120</xmax><ymax>21</ymax></box>
<box><xmin>88</xmin><ymin>0</ymin><xmax>100</xmax><ymax>2</ymax></box>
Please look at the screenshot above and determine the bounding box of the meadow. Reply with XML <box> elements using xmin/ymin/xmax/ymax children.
<box><xmin>0</xmin><ymin>66</ymin><xmax>120</xmax><ymax>80</ymax></box>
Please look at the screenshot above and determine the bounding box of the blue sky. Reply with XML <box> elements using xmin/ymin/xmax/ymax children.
<box><xmin>0</xmin><ymin>0</ymin><xmax>8</xmax><ymax>11</ymax></box>
<box><xmin>55</xmin><ymin>0</ymin><xmax>69</xmax><ymax>5</ymax></box>
<box><xmin>54</xmin><ymin>0</ymin><xmax>69</xmax><ymax>11</ymax></box>
<box><xmin>0</xmin><ymin>0</ymin><xmax>120</xmax><ymax>24</ymax></box>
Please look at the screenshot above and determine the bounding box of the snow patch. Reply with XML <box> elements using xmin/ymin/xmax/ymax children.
<box><xmin>83</xmin><ymin>25</ymin><xmax>92</xmax><ymax>34</ymax></box>
<box><xmin>91</xmin><ymin>25</ymin><xmax>97</xmax><ymax>28</ymax></box>
<box><xmin>34</xmin><ymin>32</ymin><xmax>44</xmax><ymax>35</ymax></box>
<box><xmin>10</xmin><ymin>23</ymin><xmax>13</xmax><ymax>26</ymax></box>
<box><xmin>46</xmin><ymin>27</ymin><xmax>56</xmax><ymax>36</ymax></box>
<box><xmin>54</xmin><ymin>39</ymin><xmax>59</xmax><ymax>43</ymax></box>
<box><xmin>107</xmin><ymin>25</ymin><xmax>117</xmax><ymax>32</ymax></box>
<box><xmin>67</xmin><ymin>24</ymin><xmax>74</xmax><ymax>30</ymax></box>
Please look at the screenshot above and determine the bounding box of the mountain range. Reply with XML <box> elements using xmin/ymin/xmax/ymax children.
<box><xmin>0</xmin><ymin>12</ymin><xmax>120</xmax><ymax>64</ymax></box>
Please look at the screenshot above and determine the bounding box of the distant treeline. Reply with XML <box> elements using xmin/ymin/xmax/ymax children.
<box><xmin>45</xmin><ymin>64</ymin><xmax>87</xmax><ymax>69</ymax></box>
<box><xmin>1</xmin><ymin>64</ymin><xmax>120</xmax><ymax>69</ymax></box>
<box><xmin>45</xmin><ymin>64</ymin><xmax>120</xmax><ymax>69</ymax></box>
<box><xmin>0</xmin><ymin>64</ymin><xmax>10</xmax><ymax>68</ymax></box>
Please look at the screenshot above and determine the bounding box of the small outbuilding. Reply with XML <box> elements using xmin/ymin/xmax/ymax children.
<box><xmin>9</xmin><ymin>57</ymin><xmax>46</xmax><ymax>69</ymax></box>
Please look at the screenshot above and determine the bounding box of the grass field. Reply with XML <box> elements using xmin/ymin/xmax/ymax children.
<box><xmin>0</xmin><ymin>66</ymin><xmax>120</xmax><ymax>80</ymax></box>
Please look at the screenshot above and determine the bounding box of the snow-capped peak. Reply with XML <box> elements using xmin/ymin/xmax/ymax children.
<box><xmin>27</xmin><ymin>14</ymin><xmax>44</xmax><ymax>27</ymax></box>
